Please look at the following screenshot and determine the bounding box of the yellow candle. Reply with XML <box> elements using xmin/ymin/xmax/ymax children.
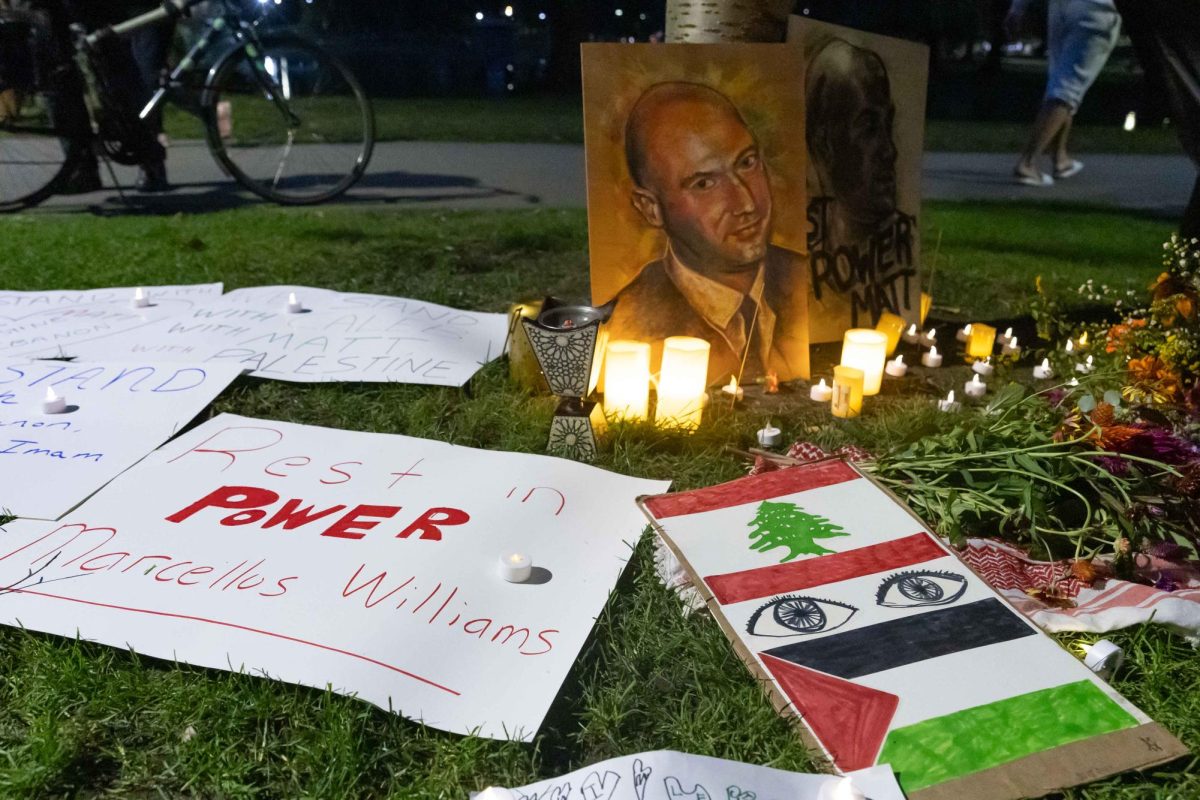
<box><xmin>874</xmin><ymin>311</ymin><xmax>906</xmax><ymax>356</ymax></box>
<box><xmin>832</xmin><ymin>365</ymin><xmax>864</xmax><ymax>419</ymax></box>
<box><xmin>840</xmin><ymin>328</ymin><xmax>888</xmax><ymax>396</ymax></box>
<box><xmin>602</xmin><ymin>340</ymin><xmax>651</xmax><ymax>421</ymax></box>
<box><xmin>920</xmin><ymin>292</ymin><xmax>933</xmax><ymax>325</ymax></box>
<box><xmin>966</xmin><ymin>323</ymin><xmax>997</xmax><ymax>360</ymax></box>
<box><xmin>655</xmin><ymin>336</ymin><xmax>711</xmax><ymax>430</ymax></box>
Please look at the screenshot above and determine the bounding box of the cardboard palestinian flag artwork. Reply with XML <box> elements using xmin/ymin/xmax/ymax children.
<box><xmin>639</xmin><ymin>460</ymin><xmax>1188</xmax><ymax>799</ymax></box>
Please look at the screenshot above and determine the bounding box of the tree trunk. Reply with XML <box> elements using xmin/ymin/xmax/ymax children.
<box><xmin>665</xmin><ymin>0</ymin><xmax>796</xmax><ymax>43</ymax></box>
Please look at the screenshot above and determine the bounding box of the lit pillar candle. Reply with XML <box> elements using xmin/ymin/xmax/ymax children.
<box><xmin>972</xmin><ymin>357</ymin><xmax>994</xmax><ymax>377</ymax></box>
<box><xmin>498</xmin><ymin>552</ymin><xmax>532</xmax><ymax>583</ymax></box>
<box><xmin>42</xmin><ymin>387</ymin><xmax>67</xmax><ymax>414</ymax></box>
<box><xmin>902</xmin><ymin>323</ymin><xmax>920</xmax><ymax>345</ymax></box>
<box><xmin>602</xmin><ymin>339</ymin><xmax>650</xmax><ymax>421</ymax></box>
<box><xmin>921</xmin><ymin>345</ymin><xmax>943</xmax><ymax>368</ymax></box>
<box><xmin>964</xmin><ymin>373</ymin><xmax>987</xmax><ymax>398</ymax></box>
<box><xmin>840</xmin><ymin>328</ymin><xmax>888</xmax><ymax>396</ymax></box>
<box><xmin>874</xmin><ymin>311</ymin><xmax>906</xmax><ymax>355</ymax></box>
<box><xmin>938</xmin><ymin>389</ymin><xmax>961</xmax><ymax>412</ymax></box>
<box><xmin>810</xmin><ymin>378</ymin><xmax>832</xmax><ymax>402</ymax></box>
<box><xmin>956</xmin><ymin>322</ymin><xmax>974</xmax><ymax>343</ymax></box>
<box><xmin>966</xmin><ymin>323</ymin><xmax>997</xmax><ymax>359</ymax></box>
<box><xmin>131</xmin><ymin>287</ymin><xmax>151</xmax><ymax>308</ymax></box>
<box><xmin>1033</xmin><ymin>358</ymin><xmax>1054</xmax><ymax>379</ymax></box>
<box><xmin>655</xmin><ymin>336</ymin><xmax>710</xmax><ymax>430</ymax></box>
<box><xmin>285</xmin><ymin>292</ymin><xmax>304</xmax><ymax>313</ymax></box>
<box><xmin>885</xmin><ymin>354</ymin><xmax>907</xmax><ymax>377</ymax></box>
<box><xmin>831</xmin><ymin>365</ymin><xmax>864</xmax><ymax>419</ymax></box>
<box><xmin>1001</xmin><ymin>335</ymin><xmax>1021</xmax><ymax>357</ymax></box>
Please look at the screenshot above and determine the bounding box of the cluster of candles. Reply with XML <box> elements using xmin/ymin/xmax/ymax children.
<box><xmin>602</xmin><ymin>336</ymin><xmax>711</xmax><ymax>430</ymax></box>
<box><xmin>131</xmin><ymin>287</ymin><xmax>308</xmax><ymax>315</ymax></box>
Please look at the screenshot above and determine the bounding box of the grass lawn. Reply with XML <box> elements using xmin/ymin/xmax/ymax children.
<box><xmin>164</xmin><ymin>96</ymin><xmax>1185</xmax><ymax>153</ymax></box>
<box><xmin>0</xmin><ymin>202</ymin><xmax>1194</xmax><ymax>798</ymax></box>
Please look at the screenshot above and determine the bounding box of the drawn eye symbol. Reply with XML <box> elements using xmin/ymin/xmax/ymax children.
<box><xmin>746</xmin><ymin>595</ymin><xmax>857</xmax><ymax>638</ymax></box>
<box><xmin>876</xmin><ymin>570</ymin><xmax>968</xmax><ymax>608</ymax></box>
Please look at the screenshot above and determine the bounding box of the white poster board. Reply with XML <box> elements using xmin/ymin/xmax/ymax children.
<box><xmin>0</xmin><ymin>414</ymin><xmax>669</xmax><ymax>739</ymax></box>
<box><xmin>67</xmin><ymin>286</ymin><xmax>509</xmax><ymax>386</ymax></box>
<box><xmin>0</xmin><ymin>358</ymin><xmax>243</xmax><ymax>520</ymax></box>
<box><xmin>0</xmin><ymin>284</ymin><xmax>224</xmax><ymax>359</ymax></box>
<box><xmin>481</xmin><ymin>750</ymin><xmax>904</xmax><ymax>800</ymax></box>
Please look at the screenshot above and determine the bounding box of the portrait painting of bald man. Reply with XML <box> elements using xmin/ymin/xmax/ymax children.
<box><xmin>789</xmin><ymin>17</ymin><xmax>929</xmax><ymax>343</ymax></box>
<box><xmin>582</xmin><ymin>44</ymin><xmax>810</xmax><ymax>386</ymax></box>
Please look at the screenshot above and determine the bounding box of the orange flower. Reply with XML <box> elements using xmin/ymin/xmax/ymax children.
<box><xmin>1106</xmin><ymin>323</ymin><xmax>1130</xmax><ymax>353</ymax></box>
<box><xmin>1128</xmin><ymin>355</ymin><xmax>1183</xmax><ymax>401</ymax></box>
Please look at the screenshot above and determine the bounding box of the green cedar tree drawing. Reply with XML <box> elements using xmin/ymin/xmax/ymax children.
<box><xmin>746</xmin><ymin>500</ymin><xmax>850</xmax><ymax>562</ymax></box>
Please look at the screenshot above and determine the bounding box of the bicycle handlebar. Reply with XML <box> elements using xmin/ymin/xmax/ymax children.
<box><xmin>87</xmin><ymin>0</ymin><xmax>206</xmax><ymax>46</ymax></box>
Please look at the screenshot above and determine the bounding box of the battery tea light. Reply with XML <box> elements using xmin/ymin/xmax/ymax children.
<box><xmin>840</xmin><ymin>328</ymin><xmax>888</xmax><ymax>396</ymax></box>
<box><xmin>964</xmin><ymin>373</ymin><xmax>987</xmax><ymax>398</ymax></box>
<box><xmin>810</xmin><ymin>378</ymin><xmax>833</xmax><ymax>402</ymax></box>
<box><xmin>885</xmin><ymin>354</ymin><xmax>908</xmax><ymax>377</ymax></box>
<box><xmin>285</xmin><ymin>292</ymin><xmax>304</xmax><ymax>313</ymax></box>
<box><xmin>42</xmin><ymin>387</ymin><xmax>67</xmax><ymax>414</ymax></box>
<box><xmin>956</xmin><ymin>322</ymin><xmax>973</xmax><ymax>342</ymax></box>
<box><xmin>1076</xmin><ymin>355</ymin><xmax>1095</xmax><ymax>374</ymax></box>
<box><xmin>498</xmin><ymin>552</ymin><xmax>532</xmax><ymax>583</ymax></box>
<box><xmin>902</xmin><ymin>323</ymin><xmax>920</xmax><ymax>345</ymax></box>
<box><xmin>919</xmin><ymin>328</ymin><xmax>937</xmax><ymax>348</ymax></box>
<box><xmin>1033</xmin><ymin>358</ymin><xmax>1054</xmax><ymax>379</ymax></box>
<box><xmin>938</xmin><ymin>389</ymin><xmax>961</xmax><ymax>412</ymax></box>
<box><xmin>972</xmin><ymin>357</ymin><xmax>994</xmax><ymax>377</ymax></box>
<box><xmin>921</xmin><ymin>345</ymin><xmax>943</xmax><ymax>368</ymax></box>
<box><xmin>131</xmin><ymin>287</ymin><xmax>151</xmax><ymax>308</ymax></box>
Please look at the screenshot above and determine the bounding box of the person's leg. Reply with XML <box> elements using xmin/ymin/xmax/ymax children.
<box><xmin>1053</xmin><ymin>112</ymin><xmax>1073</xmax><ymax>170</ymax></box>
<box><xmin>1017</xmin><ymin>100</ymin><xmax>1072</xmax><ymax>179</ymax></box>
<box><xmin>127</xmin><ymin>19</ymin><xmax>174</xmax><ymax>191</ymax></box>
<box><xmin>1016</xmin><ymin>0</ymin><xmax>1068</xmax><ymax>182</ymax></box>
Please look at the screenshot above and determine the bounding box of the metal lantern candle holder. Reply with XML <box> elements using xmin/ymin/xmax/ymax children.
<box><xmin>522</xmin><ymin>297</ymin><xmax>616</xmax><ymax>461</ymax></box>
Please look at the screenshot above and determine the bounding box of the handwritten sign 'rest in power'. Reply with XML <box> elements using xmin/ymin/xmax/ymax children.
<box><xmin>0</xmin><ymin>359</ymin><xmax>243</xmax><ymax>520</ymax></box>
<box><xmin>0</xmin><ymin>414</ymin><xmax>669</xmax><ymax>738</ymax></box>
<box><xmin>67</xmin><ymin>286</ymin><xmax>509</xmax><ymax>386</ymax></box>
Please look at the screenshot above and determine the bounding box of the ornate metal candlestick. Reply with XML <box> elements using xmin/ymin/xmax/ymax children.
<box><xmin>522</xmin><ymin>297</ymin><xmax>616</xmax><ymax>461</ymax></box>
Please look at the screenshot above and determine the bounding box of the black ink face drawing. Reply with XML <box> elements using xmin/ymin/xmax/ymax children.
<box><xmin>745</xmin><ymin>595</ymin><xmax>857</xmax><ymax>637</ymax></box>
<box><xmin>875</xmin><ymin>570</ymin><xmax>967</xmax><ymax>608</ymax></box>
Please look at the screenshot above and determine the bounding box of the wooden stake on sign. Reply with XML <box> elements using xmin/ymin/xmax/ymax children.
<box><xmin>665</xmin><ymin>0</ymin><xmax>795</xmax><ymax>43</ymax></box>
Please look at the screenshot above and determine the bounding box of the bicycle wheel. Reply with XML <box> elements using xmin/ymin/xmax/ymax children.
<box><xmin>0</xmin><ymin>17</ymin><xmax>79</xmax><ymax>212</ymax></box>
<box><xmin>203</xmin><ymin>35</ymin><xmax>374</xmax><ymax>205</ymax></box>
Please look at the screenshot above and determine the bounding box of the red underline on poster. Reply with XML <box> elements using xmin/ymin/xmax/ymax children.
<box><xmin>13</xmin><ymin>588</ymin><xmax>461</xmax><ymax>697</ymax></box>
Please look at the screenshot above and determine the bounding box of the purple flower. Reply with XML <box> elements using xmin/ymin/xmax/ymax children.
<box><xmin>1154</xmin><ymin>574</ymin><xmax>1179</xmax><ymax>592</ymax></box>
<box><xmin>1148</xmin><ymin>541</ymin><xmax>1191</xmax><ymax>562</ymax></box>
<box><xmin>1120</xmin><ymin>427</ymin><xmax>1200</xmax><ymax>465</ymax></box>
<box><xmin>1094</xmin><ymin>455</ymin><xmax>1130</xmax><ymax>476</ymax></box>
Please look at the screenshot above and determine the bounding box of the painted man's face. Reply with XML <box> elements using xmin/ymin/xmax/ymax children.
<box><xmin>639</xmin><ymin>102</ymin><xmax>772</xmax><ymax>275</ymax></box>
<box><xmin>825</xmin><ymin>73</ymin><xmax>897</xmax><ymax>227</ymax></box>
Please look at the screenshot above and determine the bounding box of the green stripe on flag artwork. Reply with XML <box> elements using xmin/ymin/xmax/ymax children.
<box><xmin>879</xmin><ymin>681</ymin><xmax>1139</xmax><ymax>791</ymax></box>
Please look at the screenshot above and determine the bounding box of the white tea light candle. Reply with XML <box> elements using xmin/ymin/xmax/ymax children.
<box><xmin>921</xmin><ymin>346</ymin><xmax>943</xmax><ymax>368</ymax></box>
<box><xmin>131</xmin><ymin>287</ymin><xmax>150</xmax><ymax>308</ymax></box>
<box><xmin>498</xmin><ymin>552</ymin><xmax>532</xmax><ymax>583</ymax></box>
<box><xmin>937</xmin><ymin>389</ymin><xmax>961</xmax><ymax>412</ymax></box>
<box><xmin>42</xmin><ymin>387</ymin><xmax>66</xmax><ymax>414</ymax></box>
<box><xmin>885</xmin><ymin>355</ymin><xmax>908</xmax><ymax>377</ymax></box>
<box><xmin>964</xmin><ymin>373</ymin><xmax>987</xmax><ymax>398</ymax></box>
<box><xmin>1002</xmin><ymin>335</ymin><xmax>1021</xmax><ymax>356</ymax></box>
<box><xmin>956</xmin><ymin>323</ymin><xmax>973</xmax><ymax>342</ymax></box>
<box><xmin>1033</xmin><ymin>358</ymin><xmax>1054</xmax><ymax>379</ymax></box>
<box><xmin>902</xmin><ymin>323</ymin><xmax>920</xmax><ymax>345</ymax></box>
<box><xmin>720</xmin><ymin>376</ymin><xmax>743</xmax><ymax>401</ymax></box>
<box><xmin>1076</xmin><ymin>355</ymin><xmax>1095</xmax><ymax>374</ymax></box>
<box><xmin>756</xmin><ymin>425</ymin><xmax>783</xmax><ymax>448</ymax></box>
<box><xmin>919</xmin><ymin>328</ymin><xmax>937</xmax><ymax>348</ymax></box>
<box><xmin>998</xmin><ymin>326</ymin><xmax>1014</xmax><ymax>347</ymax></box>
<box><xmin>286</xmin><ymin>292</ymin><xmax>304</xmax><ymax>313</ymax></box>
<box><xmin>810</xmin><ymin>378</ymin><xmax>833</xmax><ymax>402</ymax></box>
<box><xmin>972</xmin><ymin>357</ymin><xmax>994</xmax><ymax>377</ymax></box>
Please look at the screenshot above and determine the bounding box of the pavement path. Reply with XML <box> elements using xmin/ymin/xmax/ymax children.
<box><xmin>31</xmin><ymin>140</ymin><xmax>1196</xmax><ymax>217</ymax></box>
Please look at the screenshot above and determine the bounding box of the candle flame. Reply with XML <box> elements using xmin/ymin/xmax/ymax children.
<box><xmin>726</xmin><ymin>376</ymin><xmax>738</xmax><ymax>391</ymax></box>
<box><xmin>818</xmin><ymin>378</ymin><xmax>827</xmax><ymax>388</ymax></box>
<box><xmin>1079</xmin><ymin>331</ymin><xmax>1089</xmax><ymax>346</ymax></box>
<box><xmin>1009</xmin><ymin>336</ymin><xmax>1018</xmax><ymax>347</ymax></box>
<box><xmin>134</xmin><ymin>287</ymin><xmax>145</xmax><ymax>301</ymax></box>
<box><xmin>1041</xmin><ymin>358</ymin><xmax>1050</xmax><ymax>369</ymax></box>
<box><xmin>1004</xmin><ymin>327</ymin><xmax>1013</xmax><ymax>338</ymax></box>
<box><xmin>930</xmin><ymin>345</ymin><xmax>938</xmax><ymax>356</ymax></box>
<box><xmin>972</xmin><ymin>374</ymin><xmax>982</xmax><ymax>384</ymax></box>
<box><xmin>907</xmin><ymin>324</ymin><xmax>917</xmax><ymax>335</ymax></box>
<box><xmin>895</xmin><ymin>355</ymin><xmax>904</xmax><ymax>364</ymax></box>
<box><xmin>1066</xmin><ymin>340</ymin><xmax>1074</xmax><ymax>352</ymax></box>
<box><xmin>508</xmin><ymin>554</ymin><xmax>524</xmax><ymax>564</ymax></box>
<box><xmin>946</xmin><ymin>390</ymin><xmax>955</xmax><ymax>402</ymax></box>
<box><xmin>288</xmin><ymin>292</ymin><xmax>298</xmax><ymax>305</ymax></box>
<box><xmin>964</xmin><ymin>323</ymin><xmax>973</xmax><ymax>334</ymax></box>
<box><xmin>1086</xmin><ymin>355</ymin><xmax>1094</xmax><ymax>366</ymax></box>
<box><xmin>45</xmin><ymin>387</ymin><xmax>58</xmax><ymax>402</ymax></box>
<box><xmin>926</xmin><ymin>329</ymin><xmax>935</xmax><ymax>339</ymax></box>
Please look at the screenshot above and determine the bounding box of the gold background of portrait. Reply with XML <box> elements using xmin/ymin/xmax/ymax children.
<box><xmin>582</xmin><ymin>44</ymin><xmax>808</xmax><ymax>309</ymax></box>
<box><xmin>788</xmin><ymin>17</ymin><xmax>929</xmax><ymax>342</ymax></box>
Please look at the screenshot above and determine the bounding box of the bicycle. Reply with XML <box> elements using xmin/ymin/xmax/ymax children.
<box><xmin>0</xmin><ymin>0</ymin><xmax>375</xmax><ymax>211</ymax></box>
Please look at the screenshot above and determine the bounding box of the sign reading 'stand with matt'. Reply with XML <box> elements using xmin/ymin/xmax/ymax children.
<box><xmin>640</xmin><ymin>461</ymin><xmax>1188</xmax><ymax>800</ymax></box>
